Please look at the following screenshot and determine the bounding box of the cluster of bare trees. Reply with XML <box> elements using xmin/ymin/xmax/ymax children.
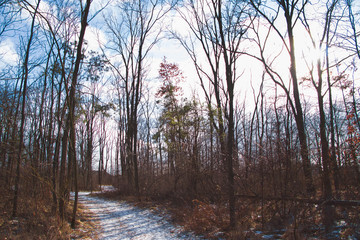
<box><xmin>0</xmin><ymin>0</ymin><xmax>359</xmax><ymax>236</ymax></box>
<box><xmin>0</xmin><ymin>0</ymin><xmax>92</xmax><ymax>228</ymax></box>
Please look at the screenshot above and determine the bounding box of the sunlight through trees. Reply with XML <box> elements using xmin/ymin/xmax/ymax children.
<box><xmin>0</xmin><ymin>0</ymin><xmax>360</xmax><ymax>238</ymax></box>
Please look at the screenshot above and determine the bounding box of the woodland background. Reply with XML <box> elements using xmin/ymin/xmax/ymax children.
<box><xmin>0</xmin><ymin>0</ymin><xmax>360</xmax><ymax>238</ymax></box>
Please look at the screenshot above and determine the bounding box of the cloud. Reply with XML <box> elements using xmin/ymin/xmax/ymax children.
<box><xmin>85</xmin><ymin>25</ymin><xmax>107</xmax><ymax>53</ymax></box>
<box><xmin>0</xmin><ymin>39</ymin><xmax>19</xmax><ymax>67</ymax></box>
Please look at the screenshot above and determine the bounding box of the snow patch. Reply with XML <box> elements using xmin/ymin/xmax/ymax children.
<box><xmin>76</xmin><ymin>191</ymin><xmax>202</xmax><ymax>239</ymax></box>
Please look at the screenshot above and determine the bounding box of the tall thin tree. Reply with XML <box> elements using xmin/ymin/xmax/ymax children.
<box><xmin>12</xmin><ymin>0</ymin><xmax>41</xmax><ymax>218</ymax></box>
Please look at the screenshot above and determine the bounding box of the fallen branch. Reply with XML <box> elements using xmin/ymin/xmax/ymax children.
<box><xmin>234</xmin><ymin>194</ymin><xmax>360</xmax><ymax>207</ymax></box>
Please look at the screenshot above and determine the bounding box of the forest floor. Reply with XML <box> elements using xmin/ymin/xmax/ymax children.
<box><xmin>76</xmin><ymin>186</ymin><xmax>360</xmax><ymax>239</ymax></box>
<box><xmin>75</xmin><ymin>186</ymin><xmax>203</xmax><ymax>239</ymax></box>
<box><xmin>75</xmin><ymin>186</ymin><xmax>288</xmax><ymax>239</ymax></box>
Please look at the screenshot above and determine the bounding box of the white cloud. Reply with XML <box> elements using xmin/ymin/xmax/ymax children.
<box><xmin>0</xmin><ymin>39</ymin><xmax>19</xmax><ymax>67</ymax></box>
<box><xmin>85</xmin><ymin>25</ymin><xmax>107</xmax><ymax>53</ymax></box>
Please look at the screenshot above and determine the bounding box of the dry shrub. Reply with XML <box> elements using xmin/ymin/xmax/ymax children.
<box><xmin>0</xmin><ymin>187</ymin><xmax>65</xmax><ymax>239</ymax></box>
<box><xmin>184</xmin><ymin>199</ymin><xmax>225</xmax><ymax>238</ymax></box>
<box><xmin>0</xmin><ymin>165</ymin><xmax>99</xmax><ymax>239</ymax></box>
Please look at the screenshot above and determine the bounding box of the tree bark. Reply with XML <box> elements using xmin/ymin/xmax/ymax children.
<box><xmin>315</xmin><ymin>59</ymin><xmax>335</xmax><ymax>232</ymax></box>
<box><xmin>12</xmin><ymin>0</ymin><xmax>41</xmax><ymax>218</ymax></box>
<box><xmin>287</xmin><ymin>22</ymin><xmax>315</xmax><ymax>195</ymax></box>
<box><xmin>70</xmin><ymin>0</ymin><xmax>92</xmax><ymax>228</ymax></box>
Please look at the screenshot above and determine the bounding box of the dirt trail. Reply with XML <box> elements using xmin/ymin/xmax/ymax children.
<box><xmin>77</xmin><ymin>191</ymin><xmax>200</xmax><ymax>240</ymax></box>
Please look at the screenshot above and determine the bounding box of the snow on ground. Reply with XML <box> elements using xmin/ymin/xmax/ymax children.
<box><xmin>76</xmin><ymin>188</ymin><xmax>202</xmax><ymax>240</ymax></box>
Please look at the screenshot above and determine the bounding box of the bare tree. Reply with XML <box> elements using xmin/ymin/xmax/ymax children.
<box><xmin>346</xmin><ymin>0</ymin><xmax>360</xmax><ymax>60</ymax></box>
<box><xmin>104</xmin><ymin>0</ymin><xmax>174</xmax><ymax>196</ymax></box>
<box><xmin>249</xmin><ymin>0</ymin><xmax>316</xmax><ymax>195</ymax></box>
<box><xmin>12</xmin><ymin>0</ymin><xmax>41</xmax><ymax>218</ymax></box>
<box><xmin>174</xmin><ymin>0</ymin><xmax>252</xmax><ymax>229</ymax></box>
<box><xmin>300</xmin><ymin>0</ymin><xmax>345</xmax><ymax>231</ymax></box>
<box><xmin>68</xmin><ymin>0</ymin><xmax>92</xmax><ymax>228</ymax></box>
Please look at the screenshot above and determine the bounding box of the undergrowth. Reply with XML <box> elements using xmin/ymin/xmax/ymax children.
<box><xmin>95</xmin><ymin>187</ymin><xmax>360</xmax><ymax>239</ymax></box>
<box><xmin>0</xmin><ymin>175</ymin><xmax>99</xmax><ymax>239</ymax></box>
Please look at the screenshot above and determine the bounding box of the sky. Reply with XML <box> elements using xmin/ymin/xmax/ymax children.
<box><xmin>1</xmin><ymin>0</ymin><xmax>359</xmax><ymax>123</ymax></box>
<box><xmin>2</xmin><ymin>0</ymin><xmax>358</xmax><ymax>103</ymax></box>
<box><xmin>1</xmin><ymin>0</ymin><xmax>359</xmax><ymax>173</ymax></box>
<box><xmin>1</xmin><ymin>0</ymin><xmax>357</xmax><ymax>117</ymax></box>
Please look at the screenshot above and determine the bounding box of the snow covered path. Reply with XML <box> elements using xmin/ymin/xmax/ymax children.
<box><xmin>77</xmin><ymin>191</ymin><xmax>201</xmax><ymax>240</ymax></box>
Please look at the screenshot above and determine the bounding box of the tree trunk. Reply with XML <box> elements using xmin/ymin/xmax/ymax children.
<box><xmin>326</xmin><ymin>27</ymin><xmax>340</xmax><ymax>197</ymax></box>
<box><xmin>287</xmin><ymin>16</ymin><xmax>315</xmax><ymax>195</ymax></box>
<box><xmin>69</xmin><ymin>0</ymin><xmax>91</xmax><ymax>227</ymax></box>
<box><xmin>216</xmin><ymin>0</ymin><xmax>236</xmax><ymax>228</ymax></box>
<box><xmin>316</xmin><ymin>60</ymin><xmax>335</xmax><ymax>233</ymax></box>
<box><xmin>59</xmin><ymin>116</ymin><xmax>69</xmax><ymax>221</ymax></box>
<box><xmin>12</xmin><ymin>0</ymin><xmax>40</xmax><ymax>218</ymax></box>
